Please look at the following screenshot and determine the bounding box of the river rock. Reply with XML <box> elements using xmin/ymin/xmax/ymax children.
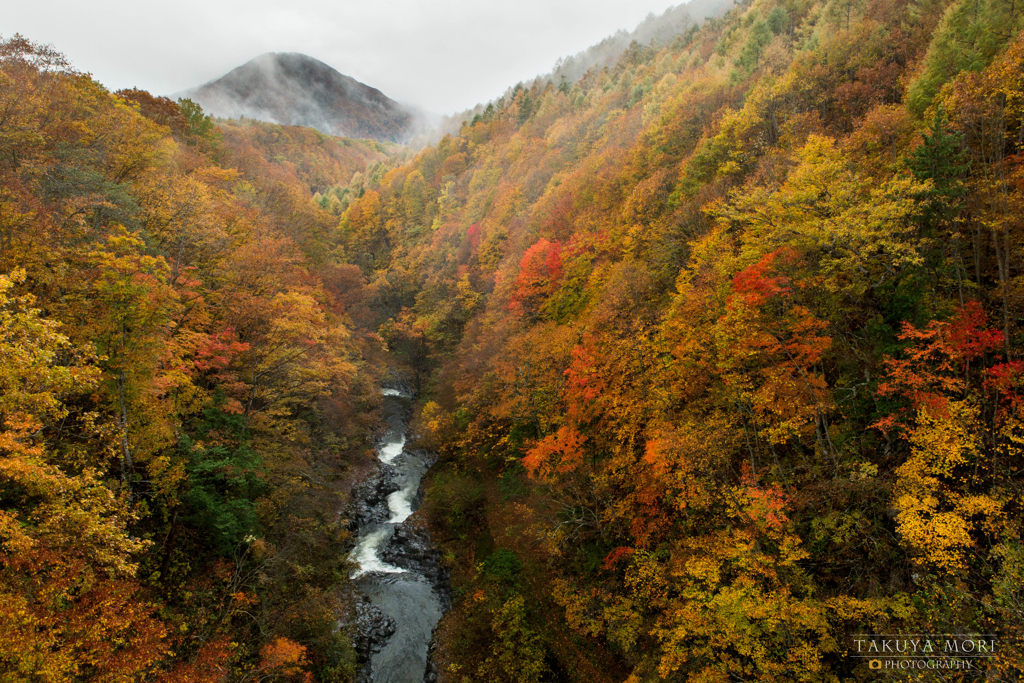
<box><xmin>353</xmin><ymin>596</ymin><xmax>397</xmax><ymax>681</ymax></box>
<box><xmin>380</xmin><ymin>524</ymin><xmax>451</xmax><ymax>609</ymax></box>
<box><xmin>348</xmin><ymin>463</ymin><xmax>401</xmax><ymax>529</ymax></box>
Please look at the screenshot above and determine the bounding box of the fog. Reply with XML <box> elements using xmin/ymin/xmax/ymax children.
<box><xmin>3</xmin><ymin>0</ymin><xmax>718</xmax><ymax>114</ymax></box>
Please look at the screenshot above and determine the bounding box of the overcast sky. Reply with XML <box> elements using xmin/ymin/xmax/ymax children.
<box><xmin>4</xmin><ymin>0</ymin><xmax>681</xmax><ymax>114</ymax></box>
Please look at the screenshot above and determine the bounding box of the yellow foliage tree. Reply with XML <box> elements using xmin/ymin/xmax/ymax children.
<box><xmin>894</xmin><ymin>401</ymin><xmax>1007</xmax><ymax>573</ymax></box>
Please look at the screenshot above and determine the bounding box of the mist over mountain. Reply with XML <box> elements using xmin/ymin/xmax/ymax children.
<box><xmin>178</xmin><ymin>52</ymin><xmax>429</xmax><ymax>142</ymax></box>
<box><xmin>545</xmin><ymin>0</ymin><xmax>731</xmax><ymax>86</ymax></box>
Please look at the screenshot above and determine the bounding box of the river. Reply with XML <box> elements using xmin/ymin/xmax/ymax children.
<box><xmin>349</xmin><ymin>388</ymin><xmax>446</xmax><ymax>683</ymax></box>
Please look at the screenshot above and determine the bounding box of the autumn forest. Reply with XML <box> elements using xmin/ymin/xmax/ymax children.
<box><xmin>2</xmin><ymin>0</ymin><xmax>1024</xmax><ymax>677</ymax></box>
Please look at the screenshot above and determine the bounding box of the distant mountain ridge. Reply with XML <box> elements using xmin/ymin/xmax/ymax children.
<box><xmin>178</xmin><ymin>52</ymin><xmax>420</xmax><ymax>142</ymax></box>
<box><xmin>439</xmin><ymin>0</ymin><xmax>733</xmax><ymax>135</ymax></box>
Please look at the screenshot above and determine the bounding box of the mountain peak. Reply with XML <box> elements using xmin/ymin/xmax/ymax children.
<box><xmin>180</xmin><ymin>52</ymin><xmax>416</xmax><ymax>142</ymax></box>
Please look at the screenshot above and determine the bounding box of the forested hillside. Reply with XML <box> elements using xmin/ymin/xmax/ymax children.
<box><xmin>0</xmin><ymin>36</ymin><xmax>392</xmax><ymax>681</ymax></box>
<box><xmin>327</xmin><ymin>0</ymin><xmax>1024</xmax><ymax>678</ymax></box>
<box><xmin>3</xmin><ymin>0</ymin><xmax>1024</xmax><ymax>676</ymax></box>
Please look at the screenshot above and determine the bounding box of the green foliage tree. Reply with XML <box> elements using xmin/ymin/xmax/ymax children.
<box><xmin>735</xmin><ymin>18</ymin><xmax>773</xmax><ymax>74</ymax></box>
<box><xmin>906</xmin><ymin>0</ymin><xmax>1024</xmax><ymax>116</ymax></box>
<box><xmin>177</xmin><ymin>97</ymin><xmax>216</xmax><ymax>141</ymax></box>
<box><xmin>477</xmin><ymin>595</ymin><xmax>549</xmax><ymax>683</ymax></box>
